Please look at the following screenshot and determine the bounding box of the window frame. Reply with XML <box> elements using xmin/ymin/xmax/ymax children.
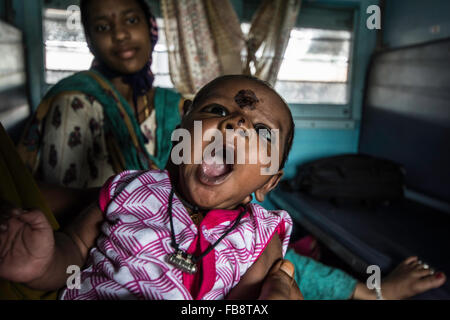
<box><xmin>39</xmin><ymin>0</ymin><xmax>379</xmax><ymax>130</ymax></box>
<box><xmin>282</xmin><ymin>4</ymin><xmax>356</xmax><ymax>129</ymax></box>
<box><xmin>284</xmin><ymin>0</ymin><xmax>379</xmax><ymax>129</ymax></box>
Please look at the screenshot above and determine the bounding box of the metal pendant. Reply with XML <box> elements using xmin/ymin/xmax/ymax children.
<box><xmin>168</xmin><ymin>250</ymin><xmax>197</xmax><ymax>274</ymax></box>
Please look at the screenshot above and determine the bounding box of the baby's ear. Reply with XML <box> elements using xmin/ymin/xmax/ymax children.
<box><xmin>182</xmin><ymin>100</ymin><xmax>193</xmax><ymax>116</ymax></box>
<box><xmin>254</xmin><ymin>171</ymin><xmax>284</xmax><ymax>203</ymax></box>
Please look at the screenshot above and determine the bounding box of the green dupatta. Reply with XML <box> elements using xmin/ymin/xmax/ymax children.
<box><xmin>18</xmin><ymin>70</ymin><xmax>182</xmax><ymax>173</ymax></box>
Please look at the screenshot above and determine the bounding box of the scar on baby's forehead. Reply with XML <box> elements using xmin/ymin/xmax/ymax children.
<box><xmin>234</xmin><ymin>90</ymin><xmax>259</xmax><ymax>110</ymax></box>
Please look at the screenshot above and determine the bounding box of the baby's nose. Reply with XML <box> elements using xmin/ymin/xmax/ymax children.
<box><xmin>223</xmin><ymin>118</ymin><xmax>250</xmax><ymax>139</ymax></box>
<box><xmin>222</xmin><ymin>115</ymin><xmax>248</xmax><ymax>131</ymax></box>
<box><xmin>225</xmin><ymin>119</ymin><xmax>244</xmax><ymax>129</ymax></box>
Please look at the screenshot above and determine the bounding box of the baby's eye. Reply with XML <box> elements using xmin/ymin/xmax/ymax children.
<box><xmin>254</xmin><ymin>124</ymin><xmax>272</xmax><ymax>142</ymax></box>
<box><xmin>201</xmin><ymin>104</ymin><xmax>229</xmax><ymax>117</ymax></box>
<box><xmin>95</xmin><ymin>24</ymin><xmax>110</xmax><ymax>32</ymax></box>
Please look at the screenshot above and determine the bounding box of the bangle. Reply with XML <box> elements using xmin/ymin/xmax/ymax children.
<box><xmin>375</xmin><ymin>287</ymin><xmax>384</xmax><ymax>300</ymax></box>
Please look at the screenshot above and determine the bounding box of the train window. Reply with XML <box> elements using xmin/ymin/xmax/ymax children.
<box><xmin>43</xmin><ymin>8</ymin><xmax>92</xmax><ymax>84</ymax></box>
<box><xmin>275</xmin><ymin>28</ymin><xmax>352</xmax><ymax>105</ymax></box>
<box><xmin>43</xmin><ymin>9</ymin><xmax>352</xmax><ymax>106</ymax></box>
<box><xmin>241</xmin><ymin>23</ymin><xmax>352</xmax><ymax>105</ymax></box>
<box><xmin>0</xmin><ymin>21</ymin><xmax>26</xmax><ymax>90</ymax></box>
<box><xmin>43</xmin><ymin>11</ymin><xmax>172</xmax><ymax>88</ymax></box>
<box><xmin>152</xmin><ymin>18</ymin><xmax>174</xmax><ymax>88</ymax></box>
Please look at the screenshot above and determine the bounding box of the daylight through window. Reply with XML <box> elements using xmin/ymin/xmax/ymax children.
<box><xmin>44</xmin><ymin>10</ymin><xmax>352</xmax><ymax>105</ymax></box>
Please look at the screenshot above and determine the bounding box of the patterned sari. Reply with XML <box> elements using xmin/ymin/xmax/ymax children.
<box><xmin>17</xmin><ymin>70</ymin><xmax>182</xmax><ymax>179</ymax></box>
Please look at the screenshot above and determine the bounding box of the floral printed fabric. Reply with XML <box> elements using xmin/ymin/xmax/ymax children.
<box><xmin>161</xmin><ymin>0</ymin><xmax>302</xmax><ymax>96</ymax></box>
<box><xmin>245</xmin><ymin>0</ymin><xmax>302</xmax><ymax>86</ymax></box>
<box><xmin>162</xmin><ymin>0</ymin><xmax>222</xmax><ymax>97</ymax></box>
<box><xmin>39</xmin><ymin>93</ymin><xmax>156</xmax><ymax>188</ymax></box>
<box><xmin>40</xmin><ymin>93</ymin><xmax>114</xmax><ymax>188</ymax></box>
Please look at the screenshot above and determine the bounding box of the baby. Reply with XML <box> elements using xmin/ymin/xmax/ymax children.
<box><xmin>0</xmin><ymin>75</ymin><xmax>296</xmax><ymax>300</ymax></box>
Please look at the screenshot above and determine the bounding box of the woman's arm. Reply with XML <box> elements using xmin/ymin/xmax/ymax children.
<box><xmin>63</xmin><ymin>202</ymin><xmax>104</xmax><ymax>263</ymax></box>
<box><xmin>37</xmin><ymin>181</ymin><xmax>100</xmax><ymax>227</ymax></box>
<box><xmin>226</xmin><ymin>234</ymin><xmax>284</xmax><ymax>299</ymax></box>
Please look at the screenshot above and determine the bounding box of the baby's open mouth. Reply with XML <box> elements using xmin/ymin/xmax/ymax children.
<box><xmin>197</xmin><ymin>146</ymin><xmax>234</xmax><ymax>186</ymax></box>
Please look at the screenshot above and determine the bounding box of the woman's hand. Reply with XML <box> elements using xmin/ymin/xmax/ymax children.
<box><xmin>0</xmin><ymin>202</ymin><xmax>55</xmax><ymax>285</ymax></box>
<box><xmin>258</xmin><ymin>259</ymin><xmax>304</xmax><ymax>300</ymax></box>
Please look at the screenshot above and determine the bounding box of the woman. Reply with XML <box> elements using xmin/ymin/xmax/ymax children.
<box><xmin>18</xmin><ymin>0</ymin><xmax>183</xmax><ymax>188</ymax></box>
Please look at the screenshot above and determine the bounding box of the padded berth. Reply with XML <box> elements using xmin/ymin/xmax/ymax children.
<box><xmin>269</xmin><ymin>187</ymin><xmax>450</xmax><ymax>299</ymax></box>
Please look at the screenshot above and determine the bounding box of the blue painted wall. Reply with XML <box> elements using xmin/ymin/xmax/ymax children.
<box><xmin>284</xmin><ymin>0</ymin><xmax>450</xmax><ymax>181</ymax></box>
<box><xmin>383</xmin><ymin>0</ymin><xmax>450</xmax><ymax>49</ymax></box>
<box><xmin>22</xmin><ymin>0</ymin><xmax>45</xmax><ymax>111</ymax></box>
<box><xmin>283</xmin><ymin>128</ymin><xmax>360</xmax><ymax>179</ymax></box>
<box><xmin>3</xmin><ymin>0</ymin><xmax>45</xmax><ymax>110</ymax></box>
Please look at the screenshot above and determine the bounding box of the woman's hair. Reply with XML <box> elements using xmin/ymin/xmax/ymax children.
<box><xmin>192</xmin><ymin>75</ymin><xmax>295</xmax><ymax>171</ymax></box>
<box><xmin>80</xmin><ymin>0</ymin><xmax>153</xmax><ymax>37</ymax></box>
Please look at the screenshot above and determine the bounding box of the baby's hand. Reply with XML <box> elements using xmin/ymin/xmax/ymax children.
<box><xmin>0</xmin><ymin>203</ymin><xmax>55</xmax><ymax>284</ymax></box>
<box><xmin>382</xmin><ymin>256</ymin><xmax>446</xmax><ymax>299</ymax></box>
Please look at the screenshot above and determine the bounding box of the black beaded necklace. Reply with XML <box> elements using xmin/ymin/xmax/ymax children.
<box><xmin>167</xmin><ymin>188</ymin><xmax>247</xmax><ymax>274</ymax></box>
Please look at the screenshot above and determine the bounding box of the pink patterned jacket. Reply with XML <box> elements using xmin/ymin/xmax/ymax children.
<box><xmin>60</xmin><ymin>170</ymin><xmax>292</xmax><ymax>300</ymax></box>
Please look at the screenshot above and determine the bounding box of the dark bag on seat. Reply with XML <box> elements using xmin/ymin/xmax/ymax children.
<box><xmin>289</xmin><ymin>154</ymin><xmax>405</xmax><ymax>204</ymax></box>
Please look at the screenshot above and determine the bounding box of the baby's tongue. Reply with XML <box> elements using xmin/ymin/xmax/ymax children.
<box><xmin>202</xmin><ymin>153</ymin><xmax>228</xmax><ymax>177</ymax></box>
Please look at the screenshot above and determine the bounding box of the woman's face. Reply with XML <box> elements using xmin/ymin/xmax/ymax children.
<box><xmin>85</xmin><ymin>0</ymin><xmax>152</xmax><ymax>74</ymax></box>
